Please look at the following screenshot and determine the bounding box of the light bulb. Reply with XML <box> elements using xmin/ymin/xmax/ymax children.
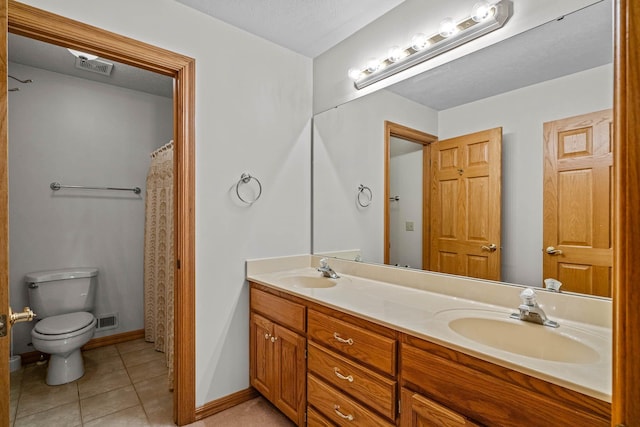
<box><xmin>471</xmin><ymin>1</ymin><xmax>494</xmax><ymax>22</ymax></box>
<box><xmin>366</xmin><ymin>58</ymin><xmax>381</xmax><ymax>73</ymax></box>
<box><xmin>387</xmin><ymin>46</ymin><xmax>405</xmax><ymax>63</ymax></box>
<box><xmin>348</xmin><ymin>68</ymin><xmax>363</xmax><ymax>81</ymax></box>
<box><xmin>439</xmin><ymin>18</ymin><xmax>458</xmax><ymax>37</ymax></box>
<box><xmin>411</xmin><ymin>33</ymin><xmax>429</xmax><ymax>51</ymax></box>
<box><xmin>67</xmin><ymin>48</ymin><xmax>98</xmax><ymax>61</ymax></box>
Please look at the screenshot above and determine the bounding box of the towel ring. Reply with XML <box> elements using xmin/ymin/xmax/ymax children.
<box><xmin>236</xmin><ymin>172</ymin><xmax>262</xmax><ymax>204</ymax></box>
<box><xmin>357</xmin><ymin>184</ymin><xmax>372</xmax><ymax>207</ymax></box>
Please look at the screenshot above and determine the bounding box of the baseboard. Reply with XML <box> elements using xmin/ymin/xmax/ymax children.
<box><xmin>195</xmin><ymin>387</ymin><xmax>259</xmax><ymax>421</ymax></box>
<box><xmin>82</xmin><ymin>329</ymin><xmax>145</xmax><ymax>351</ymax></box>
<box><xmin>20</xmin><ymin>329</ymin><xmax>145</xmax><ymax>365</ymax></box>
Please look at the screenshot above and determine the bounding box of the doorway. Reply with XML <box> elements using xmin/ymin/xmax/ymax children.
<box><xmin>1</xmin><ymin>2</ymin><xmax>196</xmax><ymax>425</ymax></box>
<box><xmin>384</xmin><ymin>121</ymin><xmax>437</xmax><ymax>269</ymax></box>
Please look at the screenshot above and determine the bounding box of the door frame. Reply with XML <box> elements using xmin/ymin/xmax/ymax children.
<box><xmin>613</xmin><ymin>0</ymin><xmax>640</xmax><ymax>422</ymax></box>
<box><xmin>384</xmin><ymin>121</ymin><xmax>437</xmax><ymax>269</ymax></box>
<box><xmin>2</xmin><ymin>1</ymin><xmax>196</xmax><ymax>425</ymax></box>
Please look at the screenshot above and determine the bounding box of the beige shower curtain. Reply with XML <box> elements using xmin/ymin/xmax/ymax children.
<box><xmin>144</xmin><ymin>141</ymin><xmax>175</xmax><ymax>390</ymax></box>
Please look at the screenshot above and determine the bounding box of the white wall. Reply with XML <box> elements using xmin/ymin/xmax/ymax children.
<box><xmin>389</xmin><ymin>140</ymin><xmax>423</xmax><ymax>269</ymax></box>
<box><xmin>8</xmin><ymin>62</ymin><xmax>173</xmax><ymax>355</ymax></box>
<box><xmin>438</xmin><ymin>64</ymin><xmax>613</xmax><ymax>287</ymax></box>
<box><xmin>18</xmin><ymin>0</ymin><xmax>313</xmax><ymax>406</ymax></box>
<box><xmin>314</xmin><ymin>90</ymin><xmax>437</xmax><ymax>263</ymax></box>
<box><xmin>313</xmin><ymin>0</ymin><xmax>602</xmax><ymax>113</ymax></box>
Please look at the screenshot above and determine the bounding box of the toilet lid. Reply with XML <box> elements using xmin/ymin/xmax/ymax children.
<box><xmin>34</xmin><ymin>312</ymin><xmax>95</xmax><ymax>335</ymax></box>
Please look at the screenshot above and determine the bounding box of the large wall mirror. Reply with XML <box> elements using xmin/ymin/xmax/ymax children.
<box><xmin>313</xmin><ymin>0</ymin><xmax>612</xmax><ymax>297</ymax></box>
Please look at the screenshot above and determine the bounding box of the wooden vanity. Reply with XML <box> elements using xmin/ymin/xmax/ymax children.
<box><xmin>249</xmin><ymin>281</ymin><xmax>610</xmax><ymax>426</ymax></box>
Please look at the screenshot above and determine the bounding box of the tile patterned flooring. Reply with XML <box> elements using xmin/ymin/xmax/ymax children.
<box><xmin>9</xmin><ymin>338</ymin><xmax>293</xmax><ymax>426</ymax></box>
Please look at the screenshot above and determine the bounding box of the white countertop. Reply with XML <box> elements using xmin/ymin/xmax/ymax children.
<box><xmin>247</xmin><ymin>264</ymin><xmax>611</xmax><ymax>403</ymax></box>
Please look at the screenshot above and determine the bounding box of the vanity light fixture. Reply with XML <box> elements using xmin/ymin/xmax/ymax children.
<box><xmin>348</xmin><ymin>0</ymin><xmax>512</xmax><ymax>90</ymax></box>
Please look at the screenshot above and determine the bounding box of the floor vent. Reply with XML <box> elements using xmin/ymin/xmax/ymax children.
<box><xmin>96</xmin><ymin>313</ymin><xmax>118</xmax><ymax>331</ymax></box>
<box><xmin>75</xmin><ymin>57</ymin><xmax>114</xmax><ymax>76</ymax></box>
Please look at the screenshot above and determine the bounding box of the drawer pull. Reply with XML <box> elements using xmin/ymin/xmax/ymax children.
<box><xmin>333</xmin><ymin>332</ymin><xmax>354</xmax><ymax>345</ymax></box>
<box><xmin>333</xmin><ymin>367</ymin><xmax>354</xmax><ymax>382</ymax></box>
<box><xmin>333</xmin><ymin>405</ymin><xmax>354</xmax><ymax>421</ymax></box>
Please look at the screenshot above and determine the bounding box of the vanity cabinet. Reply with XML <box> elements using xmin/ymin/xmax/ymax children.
<box><xmin>250</xmin><ymin>288</ymin><xmax>306</xmax><ymax>426</ymax></box>
<box><xmin>401</xmin><ymin>334</ymin><xmax>610</xmax><ymax>427</ymax></box>
<box><xmin>249</xmin><ymin>281</ymin><xmax>610</xmax><ymax>427</ymax></box>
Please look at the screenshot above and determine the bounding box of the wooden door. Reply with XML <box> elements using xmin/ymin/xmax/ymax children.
<box><xmin>273</xmin><ymin>324</ymin><xmax>306</xmax><ymax>426</ymax></box>
<box><xmin>400</xmin><ymin>388</ymin><xmax>479</xmax><ymax>427</ymax></box>
<box><xmin>249</xmin><ymin>313</ymin><xmax>274</xmax><ymax>399</ymax></box>
<box><xmin>430</xmin><ymin>127</ymin><xmax>502</xmax><ymax>280</ymax></box>
<box><xmin>543</xmin><ymin>110</ymin><xmax>613</xmax><ymax>297</ymax></box>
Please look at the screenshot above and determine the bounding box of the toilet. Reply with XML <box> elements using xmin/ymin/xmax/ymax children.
<box><xmin>26</xmin><ymin>268</ymin><xmax>98</xmax><ymax>385</ymax></box>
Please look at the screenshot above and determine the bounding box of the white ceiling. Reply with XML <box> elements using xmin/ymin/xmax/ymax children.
<box><xmin>173</xmin><ymin>0</ymin><xmax>405</xmax><ymax>58</ymax></box>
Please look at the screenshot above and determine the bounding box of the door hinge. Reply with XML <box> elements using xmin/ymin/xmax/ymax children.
<box><xmin>0</xmin><ymin>314</ymin><xmax>6</xmax><ymax>337</ymax></box>
<box><xmin>398</xmin><ymin>399</ymin><xmax>401</xmax><ymax>414</ymax></box>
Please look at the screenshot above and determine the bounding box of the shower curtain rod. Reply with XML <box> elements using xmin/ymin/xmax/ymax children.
<box><xmin>50</xmin><ymin>182</ymin><xmax>141</xmax><ymax>194</ymax></box>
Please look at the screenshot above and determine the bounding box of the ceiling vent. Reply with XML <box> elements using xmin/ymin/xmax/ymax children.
<box><xmin>75</xmin><ymin>57</ymin><xmax>114</xmax><ymax>76</ymax></box>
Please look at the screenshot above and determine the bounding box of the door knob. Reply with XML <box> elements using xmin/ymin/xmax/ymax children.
<box><xmin>10</xmin><ymin>306</ymin><xmax>37</xmax><ymax>325</ymax></box>
<box><xmin>545</xmin><ymin>246</ymin><xmax>563</xmax><ymax>255</ymax></box>
<box><xmin>481</xmin><ymin>243</ymin><xmax>497</xmax><ymax>252</ymax></box>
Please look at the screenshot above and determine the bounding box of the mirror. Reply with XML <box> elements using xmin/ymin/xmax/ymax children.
<box><xmin>313</xmin><ymin>0</ymin><xmax>613</xmax><ymax>295</ymax></box>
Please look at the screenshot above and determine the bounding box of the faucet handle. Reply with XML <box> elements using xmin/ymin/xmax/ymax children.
<box><xmin>519</xmin><ymin>288</ymin><xmax>537</xmax><ymax>306</ymax></box>
<box><xmin>320</xmin><ymin>258</ymin><xmax>329</xmax><ymax>268</ymax></box>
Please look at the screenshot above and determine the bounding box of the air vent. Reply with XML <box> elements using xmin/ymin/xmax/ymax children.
<box><xmin>96</xmin><ymin>313</ymin><xmax>118</xmax><ymax>331</ymax></box>
<box><xmin>75</xmin><ymin>57</ymin><xmax>114</xmax><ymax>76</ymax></box>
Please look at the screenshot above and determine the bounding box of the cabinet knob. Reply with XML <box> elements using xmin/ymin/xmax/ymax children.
<box><xmin>334</xmin><ymin>367</ymin><xmax>354</xmax><ymax>383</ymax></box>
<box><xmin>333</xmin><ymin>405</ymin><xmax>354</xmax><ymax>421</ymax></box>
<box><xmin>333</xmin><ymin>332</ymin><xmax>354</xmax><ymax>345</ymax></box>
<box><xmin>264</xmin><ymin>333</ymin><xmax>271</xmax><ymax>340</ymax></box>
<box><xmin>270</xmin><ymin>336</ymin><xmax>278</xmax><ymax>343</ymax></box>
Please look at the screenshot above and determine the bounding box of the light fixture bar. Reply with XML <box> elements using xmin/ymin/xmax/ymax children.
<box><xmin>353</xmin><ymin>0</ymin><xmax>512</xmax><ymax>90</ymax></box>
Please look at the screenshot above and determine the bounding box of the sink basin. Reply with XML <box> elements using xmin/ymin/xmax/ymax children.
<box><xmin>447</xmin><ymin>315</ymin><xmax>600</xmax><ymax>364</ymax></box>
<box><xmin>279</xmin><ymin>275</ymin><xmax>340</xmax><ymax>289</ymax></box>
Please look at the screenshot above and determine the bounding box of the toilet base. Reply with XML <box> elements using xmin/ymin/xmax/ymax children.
<box><xmin>46</xmin><ymin>349</ymin><xmax>84</xmax><ymax>385</ymax></box>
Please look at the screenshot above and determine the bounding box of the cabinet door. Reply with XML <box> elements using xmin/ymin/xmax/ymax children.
<box><xmin>250</xmin><ymin>312</ymin><xmax>274</xmax><ymax>398</ymax></box>
<box><xmin>273</xmin><ymin>323</ymin><xmax>306</xmax><ymax>426</ymax></box>
<box><xmin>400</xmin><ymin>388</ymin><xmax>479</xmax><ymax>427</ymax></box>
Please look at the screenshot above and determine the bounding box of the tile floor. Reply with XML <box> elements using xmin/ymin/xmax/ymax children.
<box><xmin>9</xmin><ymin>338</ymin><xmax>293</xmax><ymax>426</ymax></box>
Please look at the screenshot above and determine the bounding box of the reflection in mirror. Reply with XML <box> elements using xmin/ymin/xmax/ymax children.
<box><xmin>313</xmin><ymin>0</ymin><xmax>613</xmax><ymax>296</ymax></box>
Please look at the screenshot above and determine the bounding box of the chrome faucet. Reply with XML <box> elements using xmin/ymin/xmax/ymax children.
<box><xmin>510</xmin><ymin>288</ymin><xmax>559</xmax><ymax>328</ymax></box>
<box><xmin>317</xmin><ymin>258</ymin><xmax>339</xmax><ymax>279</ymax></box>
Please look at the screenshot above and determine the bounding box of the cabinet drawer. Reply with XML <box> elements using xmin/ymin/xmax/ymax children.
<box><xmin>307</xmin><ymin>406</ymin><xmax>335</xmax><ymax>427</ymax></box>
<box><xmin>308</xmin><ymin>310</ymin><xmax>396</xmax><ymax>375</ymax></box>
<box><xmin>401</xmin><ymin>342</ymin><xmax>609</xmax><ymax>427</ymax></box>
<box><xmin>307</xmin><ymin>374</ymin><xmax>395</xmax><ymax>427</ymax></box>
<box><xmin>308</xmin><ymin>342</ymin><xmax>396</xmax><ymax>419</ymax></box>
<box><xmin>250</xmin><ymin>287</ymin><xmax>305</xmax><ymax>332</ymax></box>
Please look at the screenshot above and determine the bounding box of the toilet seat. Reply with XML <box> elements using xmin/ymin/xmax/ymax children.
<box><xmin>32</xmin><ymin>312</ymin><xmax>96</xmax><ymax>340</ymax></box>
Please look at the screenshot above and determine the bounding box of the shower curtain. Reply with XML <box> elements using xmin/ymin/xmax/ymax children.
<box><xmin>144</xmin><ymin>141</ymin><xmax>175</xmax><ymax>390</ymax></box>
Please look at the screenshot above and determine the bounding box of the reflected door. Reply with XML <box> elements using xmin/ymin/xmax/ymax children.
<box><xmin>543</xmin><ymin>109</ymin><xmax>613</xmax><ymax>297</ymax></box>
<box><xmin>430</xmin><ymin>127</ymin><xmax>502</xmax><ymax>280</ymax></box>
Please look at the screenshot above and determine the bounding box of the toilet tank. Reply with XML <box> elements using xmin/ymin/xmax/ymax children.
<box><xmin>25</xmin><ymin>268</ymin><xmax>98</xmax><ymax>318</ymax></box>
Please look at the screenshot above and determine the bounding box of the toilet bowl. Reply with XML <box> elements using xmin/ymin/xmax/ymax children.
<box><xmin>31</xmin><ymin>312</ymin><xmax>97</xmax><ymax>385</ymax></box>
<box><xmin>25</xmin><ymin>268</ymin><xmax>98</xmax><ymax>385</ymax></box>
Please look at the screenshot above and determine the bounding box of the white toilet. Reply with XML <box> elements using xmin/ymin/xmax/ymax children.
<box><xmin>26</xmin><ymin>268</ymin><xmax>98</xmax><ymax>385</ymax></box>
